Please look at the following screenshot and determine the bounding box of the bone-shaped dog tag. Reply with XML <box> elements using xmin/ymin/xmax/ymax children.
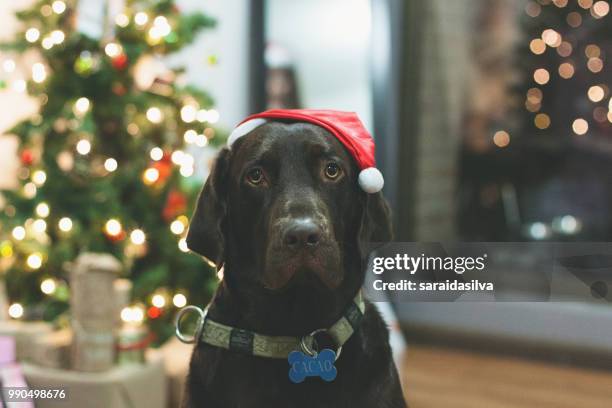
<box><xmin>288</xmin><ymin>349</ymin><xmax>337</xmax><ymax>383</ymax></box>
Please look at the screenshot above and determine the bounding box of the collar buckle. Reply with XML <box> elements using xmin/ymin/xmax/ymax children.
<box><xmin>175</xmin><ymin>305</ymin><xmax>208</xmax><ymax>344</ymax></box>
<box><xmin>300</xmin><ymin>329</ymin><xmax>342</xmax><ymax>360</ymax></box>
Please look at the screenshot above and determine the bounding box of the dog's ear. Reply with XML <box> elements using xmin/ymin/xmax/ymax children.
<box><xmin>186</xmin><ymin>148</ymin><xmax>231</xmax><ymax>267</ymax></box>
<box><xmin>358</xmin><ymin>192</ymin><xmax>393</xmax><ymax>256</ymax></box>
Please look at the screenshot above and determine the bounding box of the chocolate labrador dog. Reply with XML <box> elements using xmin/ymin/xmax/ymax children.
<box><xmin>184</xmin><ymin>120</ymin><xmax>406</xmax><ymax>407</ymax></box>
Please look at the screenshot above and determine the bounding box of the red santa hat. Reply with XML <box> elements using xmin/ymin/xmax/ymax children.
<box><xmin>227</xmin><ymin>109</ymin><xmax>384</xmax><ymax>194</ymax></box>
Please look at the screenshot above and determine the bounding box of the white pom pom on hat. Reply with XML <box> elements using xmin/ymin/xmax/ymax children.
<box><xmin>227</xmin><ymin>109</ymin><xmax>384</xmax><ymax>194</ymax></box>
<box><xmin>358</xmin><ymin>167</ymin><xmax>385</xmax><ymax>193</ymax></box>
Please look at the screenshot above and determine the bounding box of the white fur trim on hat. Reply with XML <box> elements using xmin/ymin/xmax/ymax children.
<box><xmin>227</xmin><ymin>118</ymin><xmax>268</xmax><ymax>148</ymax></box>
<box><xmin>358</xmin><ymin>167</ymin><xmax>384</xmax><ymax>193</ymax></box>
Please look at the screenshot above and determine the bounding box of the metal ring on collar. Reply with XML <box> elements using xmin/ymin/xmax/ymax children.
<box><xmin>300</xmin><ymin>329</ymin><xmax>342</xmax><ymax>360</ymax></box>
<box><xmin>174</xmin><ymin>305</ymin><xmax>207</xmax><ymax>344</ymax></box>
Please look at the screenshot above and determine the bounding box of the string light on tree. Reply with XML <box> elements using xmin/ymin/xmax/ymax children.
<box><xmin>12</xmin><ymin>226</ymin><xmax>26</xmax><ymax>241</ymax></box>
<box><xmin>534</xmin><ymin>113</ymin><xmax>551</xmax><ymax>129</ymax></box>
<box><xmin>25</xmin><ymin>28</ymin><xmax>40</xmax><ymax>43</ymax></box>
<box><xmin>27</xmin><ymin>253</ymin><xmax>43</xmax><ymax>269</ymax></box>
<box><xmin>533</xmin><ymin>68</ymin><xmax>550</xmax><ymax>85</ymax></box>
<box><xmin>493</xmin><ymin>131</ymin><xmax>510</xmax><ymax>148</ymax></box>
<box><xmin>180</xmin><ymin>105</ymin><xmax>197</xmax><ymax>123</ymax></box>
<box><xmin>134</xmin><ymin>12</ymin><xmax>149</xmax><ymax>26</ymax></box>
<box><xmin>170</xmin><ymin>219</ymin><xmax>185</xmax><ymax>235</ymax></box>
<box><xmin>74</xmin><ymin>97</ymin><xmax>91</xmax><ymax>116</ymax></box>
<box><xmin>184</xmin><ymin>129</ymin><xmax>198</xmax><ymax>144</ymax></box>
<box><xmin>58</xmin><ymin>217</ymin><xmax>73</xmax><ymax>232</ymax></box>
<box><xmin>180</xmin><ymin>165</ymin><xmax>194</xmax><ymax>177</ymax></box>
<box><xmin>195</xmin><ymin>134</ymin><xmax>209</xmax><ymax>147</ymax></box>
<box><xmin>51</xmin><ymin>0</ymin><xmax>66</xmax><ymax>14</ymax></box>
<box><xmin>40</xmin><ymin>278</ymin><xmax>57</xmax><ymax>295</ymax></box>
<box><xmin>130</xmin><ymin>229</ymin><xmax>146</xmax><ymax>245</ymax></box>
<box><xmin>592</xmin><ymin>1</ymin><xmax>610</xmax><ymax>17</ymax></box>
<box><xmin>171</xmin><ymin>150</ymin><xmax>184</xmax><ymax>165</ymax></box>
<box><xmin>0</xmin><ymin>241</ymin><xmax>13</xmax><ymax>258</ymax></box>
<box><xmin>151</xmin><ymin>293</ymin><xmax>166</xmax><ymax>308</ymax></box>
<box><xmin>115</xmin><ymin>13</ymin><xmax>130</xmax><ymax>28</ymax></box>
<box><xmin>558</xmin><ymin>62</ymin><xmax>575</xmax><ymax>79</ymax></box>
<box><xmin>588</xmin><ymin>85</ymin><xmax>605</xmax><ymax>103</ymax></box>
<box><xmin>541</xmin><ymin>28</ymin><xmax>561</xmax><ymax>47</ymax></box>
<box><xmin>572</xmin><ymin>118</ymin><xmax>589</xmax><ymax>135</ymax></box>
<box><xmin>42</xmin><ymin>36</ymin><xmax>54</xmax><ymax>50</ymax></box>
<box><xmin>104</xmin><ymin>42</ymin><xmax>123</xmax><ymax>58</ymax></box>
<box><xmin>148</xmin><ymin>16</ymin><xmax>172</xmax><ymax>43</ymax></box>
<box><xmin>150</xmin><ymin>147</ymin><xmax>164</xmax><ymax>161</ymax></box>
<box><xmin>556</xmin><ymin>41</ymin><xmax>572</xmax><ymax>57</ymax></box>
<box><xmin>76</xmin><ymin>139</ymin><xmax>91</xmax><ymax>155</ymax></box>
<box><xmin>8</xmin><ymin>303</ymin><xmax>24</xmax><ymax>319</ymax></box>
<box><xmin>146</xmin><ymin>107</ymin><xmax>163</xmax><ymax>123</ymax></box>
<box><xmin>104</xmin><ymin>158</ymin><xmax>118</xmax><ymax>172</ymax></box>
<box><xmin>173</xmin><ymin>293</ymin><xmax>187</xmax><ymax>308</ymax></box>
<box><xmin>530</xmin><ymin>38</ymin><xmax>546</xmax><ymax>55</ymax></box>
<box><xmin>178</xmin><ymin>238</ymin><xmax>189</xmax><ymax>252</ymax></box>
<box><xmin>32</xmin><ymin>170</ymin><xmax>47</xmax><ymax>186</ymax></box>
<box><xmin>105</xmin><ymin>219</ymin><xmax>123</xmax><ymax>237</ymax></box>
<box><xmin>142</xmin><ymin>167</ymin><xmax>160</xmax><ymax>185</ymax></box>
<box><xmin>121</xmin><ymin>306</ymin><xmax>145</xmax><ymax>324</ymax></box>
<box><xmin>205</xmin><ymin>109</ymin><xmax>220</xmax><ymax>124</ymax></box>
<box><xmin>587</xmin><ymin>57</ymin><xmax>603</xmax><ymax>73</ymax></box>
<box><xmin>35</xmin><ymin>202</ymin><xmax>50</xmax><ymax>218</ymax></box>
<box><xmin>31</xmin><ymin>63</ymin><xmax>47</xmax><ymax>83</ymax></box>
<box><xmin>32</xmin><ymin>219</ymin><xmax>47</xmax><ymax>233</ymax></box>
<box><xmin>23</xmin><ymin>182</ymin><xmax>37</xmax><ymax>198</ymax></box>
<box><xmin>50</xmin><ymin>30</ymin><xmax>65</xmax><ymax>45</ymax></box>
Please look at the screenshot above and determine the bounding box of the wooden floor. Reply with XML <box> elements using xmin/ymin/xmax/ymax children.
<box><xmin>400</xmin><ymin>345</ymin><xmax>612</xmax><ymax>408</ymax></box>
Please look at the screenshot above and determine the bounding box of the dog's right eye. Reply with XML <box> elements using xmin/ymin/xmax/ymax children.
<box><xmin>246</xmin><ymin>167</ymin><xmax>265</xmax><ymax>185</ymax></box>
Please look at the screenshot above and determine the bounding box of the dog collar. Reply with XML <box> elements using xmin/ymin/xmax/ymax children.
<box><xmin>174</xmin><ymin>291</ymin><xmax>365</xmax><ymax>359</ymax></box>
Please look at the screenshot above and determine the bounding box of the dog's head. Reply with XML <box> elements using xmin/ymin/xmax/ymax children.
<box><xmin>186</xmin><ymin>121</ymin><xmax>391</xmax><ymax>292</ymax></box>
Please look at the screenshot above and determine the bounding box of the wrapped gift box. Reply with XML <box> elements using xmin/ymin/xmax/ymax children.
<box><xmin>22</xmin><ymin>351</ymin><xmax>166</xmax><ymax>408</ymax></box>
<box><xmin>0</xmin><ymin>321</ymin><xmax>53</xmax><ymax>362</ymax></box>
<box><xmin>30</xmin><ymin>329</ymin><xmax>73</xmax><ymax>369</ymax></box>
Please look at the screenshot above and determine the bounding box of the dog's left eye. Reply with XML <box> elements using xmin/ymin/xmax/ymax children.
<box><xmin>246</xmin><ymin>167</ymin><xmax>265</xmax><ymax>185</ymax></box>
<box><xmin>324</xmin><ymin>162</ymin><xmax>342</xmax><ymax>179</ymax></box>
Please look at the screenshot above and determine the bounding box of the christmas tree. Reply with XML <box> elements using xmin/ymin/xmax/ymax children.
<box><xmin>516</xmin><ymin>0</ymin><xmax>610</xmax><ymax>150</ymax></box>
<box><xmin>460</xmin><ymin>0</ymin><xmax>611</xmax><ymax>240</ymax></box>
<box><xmin>0</xmin><ymin>0</ymin><xmax>223</xmax><ymax>342</ymax></box>
<box><xmin>511</xmin><ymin>0</ymin><xmax>611</xmax><ymax>239</ymax></box>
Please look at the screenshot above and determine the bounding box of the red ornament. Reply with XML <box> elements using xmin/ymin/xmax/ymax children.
<box><xmin>20</xmin><ymin>149</ymin><xmax>34</xmax><ymax>166</ymax></box>
<box><xmin>112</xmin><ymin>53</ymin><xmax>128</xmax><ymax>70</ymax></box>
<box><xmin>147</xmin><ymin>306</ymin><xmax>162</xmax><ymax>319</ymax></box>
<box><xmin>112</xmin><ymin>82</ymin><xmax>127</xmax><ymax>96</ymax></box>
<box><xmin>153</xmin><ymin>160</ymin><xmax>172</xmax><ymax>184</ymax></box>
<box><xmin>163</xmin><ymin>190</ymin><xmax>187</xmax><ymax>222</ymax></box>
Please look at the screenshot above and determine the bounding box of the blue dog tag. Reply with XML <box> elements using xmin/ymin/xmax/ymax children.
<box><xmin>288</xmin><ymin>349</ymin><xmax>337</xmax><ymax>383</ymax></box>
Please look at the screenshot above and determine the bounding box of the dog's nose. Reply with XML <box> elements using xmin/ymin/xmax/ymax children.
<box><xmin>282</xmin><ymin>218</ymin><xmax>321</xmax><ymax>249</ymax></box>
